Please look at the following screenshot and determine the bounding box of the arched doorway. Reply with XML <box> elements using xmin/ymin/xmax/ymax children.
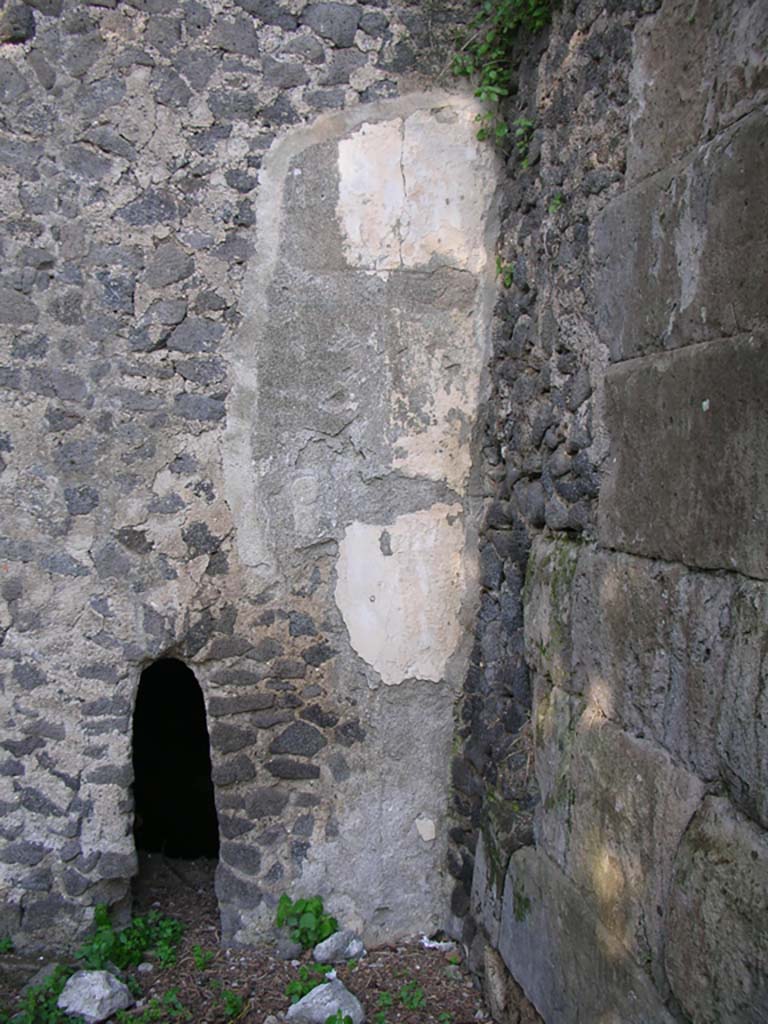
<box><xmin>132</xmin><ymin>658</ymin><xmax>219</xmax><ymax>859</ymax></box>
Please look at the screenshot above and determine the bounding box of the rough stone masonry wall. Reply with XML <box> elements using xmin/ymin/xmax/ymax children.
<box><xmin>460</xmin><ymin>1</ymin><xmax>768</xmax><ymax>1022</ymax></box>
<box><xmin>0</xmin><ymin>0</ymin><xmax>504</xmax><ymax>952</ymax></box>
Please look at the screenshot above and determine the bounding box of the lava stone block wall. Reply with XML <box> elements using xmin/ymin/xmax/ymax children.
<box><xmin>0</xmin><ymin>0</ymin><xmax>499</xmax><ymax>952</ymax></box>
<box><xmin>455</xmin><ymin>1</ymin><xmax>768</xmax><ymax>1021</ymax></box>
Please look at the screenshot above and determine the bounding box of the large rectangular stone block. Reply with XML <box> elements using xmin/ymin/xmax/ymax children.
<box><xmin>594</xmin><ymin>110</ymin><xmax>768</xmax><ymax>362</ymax></box>
<box><xmin>627</xmin><ymin>0</ymin><xmax>768</xmax><ymax>184</ymax></box>
<box><xmin>497</xmin><ymin>847</ymin><xmax>675</xmax><ymax>1024</ymax></box>
<box><xmin>599</xmin><ymin>333</ymin><xmax>768</xmax><ymax>579</ymax></box>
<box><xmin>533</xmin><ymin>702</ymin><xmax>705</xmax><ymax>981</ymax></box>
<box><xmin>570</xmin><ymin>544</ymin><xmax>768</xmax><ymax>829</ymax></box>
<box><xmin>666</xmin><ymin>797</ymin><xmax>768</xmax><ymax>1023</ymax></box>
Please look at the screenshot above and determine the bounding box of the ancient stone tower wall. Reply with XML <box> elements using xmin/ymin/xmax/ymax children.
<box><xmin>454</xmin><ymin>1</ymin><xmax>768</xmax><ymax>1021</ymax></box>
<box><xmin>0</xmin><ymin>0</ymin><xmax>499</xmax><ymax>949</ymax></box>
<box><xmin>1</xmin><ymin>0</ymin><xmax>767</xmax><ymax>1017</ymax></box>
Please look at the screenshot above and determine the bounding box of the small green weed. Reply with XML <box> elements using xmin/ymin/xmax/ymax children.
<box><xmin>77</xmin><ymin>905</ymin><xmax>184</xmax><ymax>972</ymax></box>
<box><xmin>219</xmin><ymin>989</ymin><xmax>245</xmax><ymax>1021</ymax></box>
<box><xmin>377</xmin><ymin>992</ymin><xmax>394</xmax><ymax>1009</ymax></box>
<box><xmin>285</xmin><ymin>963</ymin><xmax>334</xmax><ymax>1004</ymax></box>
<box><xmin>373</xmin><ymin>1014</ymin><xmax>387</xmax><ymax>1024</ymax></box>
<box><xmin>438</xmin><ymin>1013</ymin><xmax>454</xmax><ymax>1024</ymax></box>
<box><xmin>399</xmin><ymin>980</ymin><xmax>427</xmax><ymax>1011</ymax></box>
<box><xmin>548</xmin><ymin>193</ymin><xmax>565</xmax><ymax>214</ymax></box>
<box><xmin>275</xmin><ymin>894</ymin><xmax>338</xmax><ymax>950</ymax></box>
<box><xmin>116</xmin><ymin>988</ymin><xmax>190</xmax><ymax>1023</ymax></box>
<box><xmin>11</xmin><ymin>965</ymin><xmax>77</xmax><ymax>1024</ymax></box>
<box><xmin>191</xmin><ymin>944</ymin><xmax>215</xmax><ymax>971</ymax></box>
<box><xmin>452</xmin><ymin>0</ymin><xmax>552</xmax><ymax>145</ymax></box>
<box><xmin>346</xmin><ymin>958</ymin><xmax>358</xmax><ymax>971</ymax></box>
<box><xmin>324</xmin><ymin>1013</ymin><xmax>353</xmax><ymax>1024</ymax></box>
<box><xmin>513</xmin><ymin>116</ymin><xmax>534</xmax><ymax>166</ymax></box>
<box><xmin>496</xmin><ymin>255</ymin><xmax>514</xmax><ymax>288</ymax></box>
<box><xmin>0</xmin><ymin>937</ymin><xmax>13</xmax><ymax>954</ymax></box>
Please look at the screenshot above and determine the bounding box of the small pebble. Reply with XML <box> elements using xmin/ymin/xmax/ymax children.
<box><xmin>137</xmin><ymin>963</ymin><xmax>153</xmax><ymax>974</ymax></box>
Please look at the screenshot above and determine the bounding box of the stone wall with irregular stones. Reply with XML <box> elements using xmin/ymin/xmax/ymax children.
<box><xmin>0</xmin><ymin>0</ymin><xmax>505</xmax><ymax>951</ymax></box>
<box><xmin>456</xmin><ymin>0</ymin><xmax>768</xmax><ymax>1021</ymax></box>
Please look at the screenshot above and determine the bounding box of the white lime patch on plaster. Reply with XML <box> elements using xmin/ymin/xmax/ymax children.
<box><xmin>416</xmin><ymin>816</ymin><xmax>437</xmax><ymax>842</ymax></box>
<box><xmin>336</xmin><ymin>104</ymin><xmax>495</xmax><ymax>273</ymax></box>
<box><xmin>400</xmin><ymin>107</ymin><xmax>495</xmax><ymax>273</ymax></box>
<box><xmin>334</xmin><ymin>504</ymin><xmax>466</xmax><ymax>686</ymax></box>
<box><xmin>337</xmin><ymin>118</ymin><xmax>404</xmax><ymax>271</ymax></box>
<box><xmin>389</xmin><ymin>318</ymin><xmax>482</xmax><ymax>492</ymax></box>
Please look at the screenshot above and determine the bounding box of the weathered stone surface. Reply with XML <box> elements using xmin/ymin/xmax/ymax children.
<box><xmin>312</xmin><ymin>928</ymin><xmax>365</xmax><ymax>963</ymax></box>
<box><xmin>497</xmin><ymin>848</ymin><xmax>676</xmax><ymax>1024</ymax></box>
<box><xmin>523</xmin><ymin>537</ymin><xmax>580</xmax><ymax>692</ymax></box>
<box><xmin>594</xmin><ymin>112</ymin><xmax>768</xmax><ymax>361</ymax></box>
<box><xmin>269</xmin><ymin>722</ymin><xmax>327</xmax><ymax>757</ymax></box>
<box><xmin>301</xmin><ymin>4</ymin><xmax>359</xmax><ymax>48</ymax></box>
<box><xmin>666</xmin><ymin>797</ymin><xmax>768</xmax><ymax>1023</ymax></box>
<box><xmin>286</xmin><ymin>980</ymin><xmax>364</xmax><ymax>1024</ymax></box>
<box><xmin>57</xmin><ymin>970</ymin><xmax>133</xmax><ymax>1023</ymax></box>
<box><xmin>628</xmin><ymin>0</ymin><xmax>768</xmax><ymax>184</ymax></box>
<box><xmin>599</xmin><ymin>334</ymin><xmax>768</xmax><ymax>578</ymax></box>
<box><xmin>535</xmin><ymin>704</ymin><xmax>706</xmax><ymax>978</ymax></box>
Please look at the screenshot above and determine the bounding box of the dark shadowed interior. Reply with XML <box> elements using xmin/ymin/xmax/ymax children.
<box><xmin>132</xmin><ymin>659</ymin><xmax>219</xmax><ymax>859</ymax></box>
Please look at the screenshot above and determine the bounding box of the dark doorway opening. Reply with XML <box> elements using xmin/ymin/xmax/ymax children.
<box><xmin>132</xmin><ymin>658</ymin><xmax>219</xmax><ymax>859</ymax></box>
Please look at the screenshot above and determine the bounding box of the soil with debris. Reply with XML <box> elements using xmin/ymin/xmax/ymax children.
<box><xmin>0</xmin><ymin>855</ymin><xmax>490</xmax><ymax>1024</ymax></box>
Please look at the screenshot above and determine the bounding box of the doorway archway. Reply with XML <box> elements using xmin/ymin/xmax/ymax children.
<box><xmin>132</xmin><ymin>658</ymin><xmax>219</xmax><ymax>859</ymax></box>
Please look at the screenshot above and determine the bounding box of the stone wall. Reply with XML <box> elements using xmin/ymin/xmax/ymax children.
<box><xmin>0</xmin><ymin>0</ymin><xmax>503</xmax><ymax>950</ymax></box>
<box><xmin>461</xmin><ymin>0</ymin><xmax>768</xmax><ymax>1021</ymax></box>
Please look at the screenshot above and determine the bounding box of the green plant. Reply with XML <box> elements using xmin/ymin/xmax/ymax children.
<box><xmin>513</xmin><ymin>116</ymin><xmax>534</xmax><ymax>166</ymax></box>
<box><xmin>452</xmin><ymin>0</ymin><xmax>552</xmax><ymax>144</ymax></box>
<box><xmin>220</xmin><ymin>989</ymin><xmax>245</xmax><ymax>1021</ymax></box>
<box><xmin>0</xmin><ymin>937</ymin><xmax>13</xmax><ymax>954</ymax></box>
<box><xmin>77</xmin><ymin>905</ymin><xmax>184</xmax><ymax>972</ymax></box>
<box><xmin>438</xmin><ymin>1014</ymin><xmax>454</xmax><ymax>1024</ymax></box>
<box><xmin>377</xmin><ymin>992</ymin><xmax>394</xmax><ymax>1009</ymax></box>
<box><xmin>324</xmin><ymin>1013</ymin><xmax>353</xmax><ymax>1024</ymax></box>
<box><xmin>191</xmin><ymin>944</ymin><xmax>215</xmax><ymax>971</ymax></box>
<box><xmin>373</xmin><ymin>1013</ymin><xmax>387</xmax><ymax>1024</ymax></box>
<box><xmin>12</xmin><ymin>965</ymin><xmax>78</xmax><ymax>1024</ymax></box>
<box><xmin>275</xmin><ymin>894</ymin><xmax>338</xmax><ymax>950</ymax></box>
<box><xmin>495</xmin><ymin>255</ymin><xmax>514</xmax><ymax>288</ymax></box>
<box><xmin>399</xmin><ymin>980</ymin><xmax>427</xmax><ymax>1011</ymax></box>
<box><xmin>116</xmin><ymin>989</ymin><xmax>190</xmax><ymax>1023</ymax></box>
<box><xmin>548</xmin><ymin>192</ymin><xmax>565</xmax><ymax>214</ymax></box>
<box><xmin>285</xmin><ymin>963</ymin><xmax>334</xmax><ymax>1004</ymax></box>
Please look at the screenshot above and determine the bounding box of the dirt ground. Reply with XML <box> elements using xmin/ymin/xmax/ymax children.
<box><xmin>1</xmin><ymin>855</ymin><xmax>490</xmax><ymax>1024</ymax></box>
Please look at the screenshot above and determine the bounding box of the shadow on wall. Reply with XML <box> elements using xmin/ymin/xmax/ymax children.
<box><xmin>132</xmin><ymin>659</ymin><xmax>219</xmax><ymax>860</ymax></box>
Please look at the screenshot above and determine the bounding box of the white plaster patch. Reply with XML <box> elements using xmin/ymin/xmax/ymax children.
<box><xmin>337</xmin><ymin>118</ymin><xmax>404</xmax><ymax>271</ymax></box>
<box><xmin>336</xmin><ymin>104</ymin><xmax>496</xmax><ymax>273</ymax></box>
<box><xmin>400</xmin><ymin>107</ymin><xmax>495</xmax><ymax>273</ymax></box>
<box><xmin>334</xmin><ymin>504</ymin><xmax>466</xmax><ymax>686</ymax></box>
<box><xmin>415</xmin><ymin>816</ymin><xmax>436</xmax><ymax>842</ymax></box>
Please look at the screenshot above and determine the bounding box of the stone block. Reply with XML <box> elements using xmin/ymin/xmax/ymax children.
<box><xmin>594</xmin><ymin>111</ymin><xmax>768</xmax><ymax>361</ymax></box>
<box><xmin>534</xmin><ymin>713</ymin><xmax>705</xmax><ymax>980</ymax></box>
<box><xmin>628</xmin><ymin>0</ymin><xmax>768</xmax><ymax>184</ymax></box>
<box><xmin>497</xmin><ymin>848</ymin><xmax>675</xmax><ymax>1024</ymax></box>
<box><xmin>570</xmin><ymin>546</ymin><xmax>768</xmax><ymax>827</ymax></box>
<box><xmin>469</xmin><ymin>832</ymin><xmax>503</xmax><ymax>947</ymax></box>
<box><xmin>570</xmin><ymin>546</ymin><xmax>730</xmax><ymax>779</ymax></box>
<box><xmin>523</xmin><ymin>537</ymin><xmax>581</xmax><ymax>691</ymax></box>
<box><xmin>665</xmin><ymin>797</ymin><xmax>768</xmax><ymax>1022</ymax></box>
<box><xmin>599</xmin><ymin>334</ymin><xmax>768</xmax><ymax>578</ymax></box>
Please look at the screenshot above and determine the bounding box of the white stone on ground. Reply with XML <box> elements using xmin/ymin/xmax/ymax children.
<box><xmin>313</xmin><ymin>929</ymin><xmax>366</xmax><ymax>964</ymax></box>
<box><xmin>57</xmin><ymin>970</ymin><xmax>133</xmax><ymax>1023</ymax></box>
<box><xmin>285</xmin><ymin>979</ymin><xmax>364</xmax><ymax>1024</ymax></box>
